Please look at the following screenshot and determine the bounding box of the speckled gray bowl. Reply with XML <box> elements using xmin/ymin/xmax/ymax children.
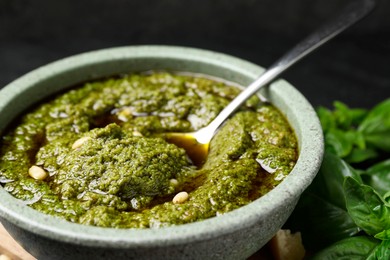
<box><xmin>0</xmin><ymin>46</ymin><xmax>323</xmax><ymax>260</ymax></box>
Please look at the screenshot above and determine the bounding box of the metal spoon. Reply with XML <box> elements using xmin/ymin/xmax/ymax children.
<box><xmin>165</xmin><ymin>0</ymin><xmax>375</xmax><ymax>166</ymax></box>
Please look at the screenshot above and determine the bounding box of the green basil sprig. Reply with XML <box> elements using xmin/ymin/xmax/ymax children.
<box><xmin>286</xmin><ymin>98</ymin><xmax>390</xmax><ymax>258</ymax></box>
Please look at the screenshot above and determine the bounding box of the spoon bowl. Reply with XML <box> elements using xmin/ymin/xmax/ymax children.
<box><xmin>164</xmin><ymin>131</ymin><xmax>209</xmax><ymax>166</ymax></box>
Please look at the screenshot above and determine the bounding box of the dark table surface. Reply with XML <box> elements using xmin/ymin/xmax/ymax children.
<box><xmin>1</xmin><ymin>0</ymin><xmax>389</xmax><ymax>109</ymax></box>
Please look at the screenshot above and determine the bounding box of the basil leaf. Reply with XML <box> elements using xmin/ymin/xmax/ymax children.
<box><xmin>317</xmin><ymin>106</ymin><xmax>335</xmax><ymax>132</ymax></box>
<box><xmin>359</xmin><ymin>99</ymin><xmax>390</xmax><ymax>152</ymax></box>
<box><xmin>324</xmin><ymin>128</ymin><xmax>368</xmax><ymax>160</ymax></box>
<box><xmin>344</xmin><ymin>177</ymin><xmax>390</xmax><ymax>235</ymax></box>
<box><xmin>368</xmin><ymin>240</ymin><xmax>390</xmax><ymax>260</ymax></box>
<box><xmin>325</xmin><ymin>129</ymin><xmax>355</xmax><ymax>158</ymax></box>
<box><xmin>289</xmin><ymin>192</ymin><xmax>360</xmax><ymax>250</ymax></box>
<box><xmin>311</xmin><ymin>236</ymin><xmax>379</xmax><ymax>260</ymax></box>
<box><xmin>363</xmin><ymin>159</ymin><xmax>390</xmax><ymax>196</ymax></box>
<box><xmin>364</xmin><ymin>134</ymin><xmax>390</xmax><ymax>153</ymax></box>
<box><xmin>288</xmin><ymin>100</ymin><xmax>390</xmax><ymax>255</ymax></box>
<box><xmin>313</xmin><ymin>152</ymin><xmax>362</xmax><ymax>209</ymax></box>
<box><xmin>287</xmin><ymin>152</ymin><xmax>361</xmax><ymax>250</ymax></box>
<box><xmin>384</xmin><ymin>191</ymin><xmax>390</xmax><ymax>204</ymax></box>
<box><xmin>344</xmin><ymin>147</ymin><xmax>378</xmax><ymax>164</ymax></box>
<box><xmin>317</xmin><ymin>102</ymin><xmax>366</xmax><ymax>133</ymax></box>
<box><xmin>333</xmin><ymin>101</ymin><xmax>367</xmax><ymax>130</ymax></box>
<box><xmin>375</xmin><ymin>229</ymin><xmax>390</xmax><ymax>240</ymax></box>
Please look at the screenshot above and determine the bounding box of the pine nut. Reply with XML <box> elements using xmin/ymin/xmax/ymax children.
<box><xmin>71</xmin><ymin>136</ymin><xmax>91</xmax><ymax>149</ymax></box>
<box><xmin>28</xmin><ymin>165</ymin><xmax>48</xmax><ymax>180</ymax></box>
<box><xmin>172</xmin><ymin>191</ymin><xmax>189</xmax><ymax>204</ymax></box>
<box><xmin>132</xmin><ymin>131</ymin><xmax>143</xmax><ymax>137</ymax></box>
<box><xmin>170</xmin><ymin>179</ymin><xmax>179</xmax><ymax>186</ymax></box>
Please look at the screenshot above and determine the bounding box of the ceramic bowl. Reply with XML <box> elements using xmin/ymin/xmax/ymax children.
<box><xmin>0</xmin><ymin>46</ymin><xmax>323</xmax><ymax>260</ymax></box>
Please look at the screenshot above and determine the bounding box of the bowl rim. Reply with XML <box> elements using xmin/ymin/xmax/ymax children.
<box><xmin>0</xmin><ymin>45</ymin><xmax>324</xmax><ymax>248</ymax></box>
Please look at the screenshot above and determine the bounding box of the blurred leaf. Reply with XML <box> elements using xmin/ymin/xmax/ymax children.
<box><xmin>369</xmin><ymin>240</ymin><xmax>390</xmax><ymax>259</ymax></box>
<box><xmin>363</xmin><ymin>159</ymin><xmax>390</xmax><ymax>196</ymax></box>
<box><xmin>311</xmin><ymin>236</ymin><xmax>379</xmax><ymax>260</ymax></box>
<box><xmin>359</xmin><ymin>99</ymin><xmax>390</xmax><ymax>152</ymax></box>
<box><xmin>317</xmin><ymin>106</ymin><xmax>335</xmax><ymax>132</ymax></box>
<box><xmin>364</xmin><ymin>134</ymin><xmax>390</xmax><ymax>153</ymax></box>
<box><xmin>344</xmin><ymin>177</ymin><xmax>390</xmax><ymax>236</ymax></box>
<box><xmin>287</xmin><ymin>152</ymin><xmax>361</xmax><ymax>250</ymax></box>
<box><xmin>287</xmin><ymin>192</ymin><xmax>360</xmax><ymax>251</ymax></box>
<box><xmin>384</xmin><ymin>191</ymin><xmax>390</xmax><ymax>204</ymax></box>
<box><xmin>375</xmin><ymin>229</ymin><xmax>390</xmax><ymax>240</ymax></box>
<box><xmin>333</xmin><ymin>101</ymin><xmax>367</xmax><ymax>130</ymax></box>
<box><xmin>344</xmin><ymin>147</ymin><xmax>378</xmax><ymax>164</ymax></box>
<box><xmin>311</xmin><ymin>152</ymin><xmax>362</xmax><ymax>209</ymax></box>
<box><xmin>288</xmin><ymin>99</ymin><xmax>390</xmax><ymax>255</ymax></box>
<box><xmin>324</xmin><ymin>127</ymin><xmax>367</xmax><ymax>160</ymax></box>
<box><xmin>325</xmin><ymin>129</ymin><xmax>354</xmax><ymax>157</ymax></box>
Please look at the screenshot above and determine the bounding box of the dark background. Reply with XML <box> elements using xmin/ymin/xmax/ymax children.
<box><xmin>1</xmin><ymin>0</ymin><xmax>389</xmax><ymax>109</ymax></box>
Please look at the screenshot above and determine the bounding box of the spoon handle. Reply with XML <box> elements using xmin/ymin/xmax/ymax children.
<box><xmin>200</xmin><ymin>0</ymin><xmax>375</xmax><ymax>142</ymax></box>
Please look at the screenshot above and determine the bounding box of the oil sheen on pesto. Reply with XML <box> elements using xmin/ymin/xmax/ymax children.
<box><xmin>0</xmin><ymin>72</ymin><xmax>298</xmax><ymax>228</ymax></box>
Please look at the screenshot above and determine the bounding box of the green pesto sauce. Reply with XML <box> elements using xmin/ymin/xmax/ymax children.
<box><xmin>0</xmin><ymin>72</ymin><xmax>298</xmax><ymax>228</ymax></box>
